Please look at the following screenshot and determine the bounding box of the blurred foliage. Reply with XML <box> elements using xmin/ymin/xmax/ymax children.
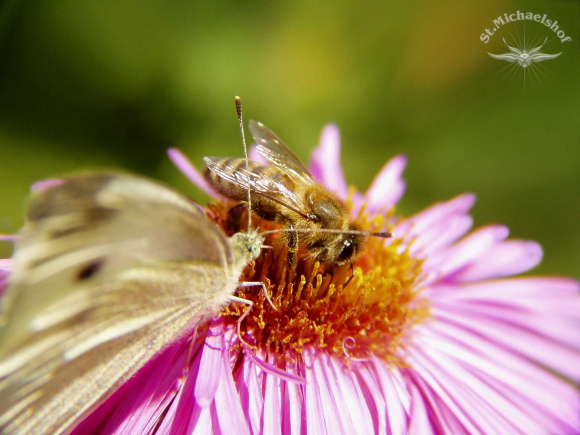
<box><xmin>0</xmin><ymin>0</ymin><xmax>578</xmax><ymax>278</ymax></box>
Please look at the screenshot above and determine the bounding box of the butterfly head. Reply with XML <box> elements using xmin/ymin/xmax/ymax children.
<box><xmin>229</xmin><ymin>230</ymin><xmax>264</xmax><ymax>267</ymax></box>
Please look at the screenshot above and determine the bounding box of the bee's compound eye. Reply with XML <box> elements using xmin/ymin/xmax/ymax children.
<box><xmin>337</xmin><ymin>239</ymin><xmax>355</xmax><ymax>263</ymax></box>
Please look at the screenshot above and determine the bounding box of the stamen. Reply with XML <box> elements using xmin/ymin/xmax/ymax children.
<box><xmin>215</xmin><ymin>202</ymin><xmax>427</xmax><ymax>365</ymax></box>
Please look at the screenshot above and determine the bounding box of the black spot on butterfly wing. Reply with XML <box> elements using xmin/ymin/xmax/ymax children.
<box><xmin>77</xmin><ymin>261</ymin><xmax>105</xmax><ymax>281</ymax></box>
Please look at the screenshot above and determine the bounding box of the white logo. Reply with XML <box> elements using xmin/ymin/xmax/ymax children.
<box><xmin>480</xmin><ymin>11</ymin><xmax>569</xmax><ymax>87</ymax></box>
<box><xmin>480</xmin><ymin>12</ymin><xmax>571</xmax><ymax>45</ymax></box>
<box><xmin>488</xmin><ymin>38</ymin><xmax>561</xmax><ymax>68</ymax></box>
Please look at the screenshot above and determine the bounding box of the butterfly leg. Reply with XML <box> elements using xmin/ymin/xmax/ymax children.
<box><xmin>228</xmin><ymin>295</ymin><xmax>257</xmax><ymax>349</ymax></box>
<box><xmin>237</xmin><ymin>281</ymin><xmax>277</xmax><ymax>311</ymax></box>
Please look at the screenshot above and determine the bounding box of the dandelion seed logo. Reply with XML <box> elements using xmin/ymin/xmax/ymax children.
<box><xmin>480</xmin><ymin>11</ymin><xmax>570</xmax><ymax>87</ymax></box>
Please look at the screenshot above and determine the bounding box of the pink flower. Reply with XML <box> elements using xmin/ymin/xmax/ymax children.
<box><xmin>4</xmin><ymin>125</ymin><xmax>580</xmax><ymax>434</ymax></box>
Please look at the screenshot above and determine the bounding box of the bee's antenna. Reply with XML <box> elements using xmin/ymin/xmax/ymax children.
<box><xmin>260</xmin><ymin>228</ymin><xmax>392</xmax><ymax>238</ymax></box>
<box><xmin>235</xmin><ymin>96</ymin><xmax>252</xmax><ymax>233</ymax></box>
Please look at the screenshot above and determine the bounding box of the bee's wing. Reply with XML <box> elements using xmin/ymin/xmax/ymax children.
<box><xmin>0</xmin><ymin>173</ymin><xmax>236</xmax><ymax>434</ymax></box>
<box><xmin>249</xmin><ymin>120</ymin><xmax>315</xmax><ymax>184</ymax></box>
<box><xmin>204</xmin><ymin>157</ymin><xmax>313</xmax><ymax>218</ymax></box>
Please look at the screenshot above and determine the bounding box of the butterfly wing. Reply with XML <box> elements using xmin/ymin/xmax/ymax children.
<box><xmin>0</xmin><ymin>173</ymin><xmax>232</xmax><ymax>343</ymax></box>
<box><xmin>0</xmin><ymin>262</ymin><xmax>233</xmax><ymax>434</ymax></box>
<box><xmin>0</xmin><ymin>173</ymin><xmax>236</xmax><ymax>434</ymax></box>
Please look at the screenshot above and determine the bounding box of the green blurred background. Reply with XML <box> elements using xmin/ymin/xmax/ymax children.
<box><xmin>0</xmin><ymin>0</ymin><xmax>578</xmax><ymax>278</ymax></box>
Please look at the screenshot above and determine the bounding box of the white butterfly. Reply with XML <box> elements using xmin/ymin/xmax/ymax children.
<box><xmin>0</xmin><ymin>172</ymin><xmax>266</xmax><ymax>434</ymax></box>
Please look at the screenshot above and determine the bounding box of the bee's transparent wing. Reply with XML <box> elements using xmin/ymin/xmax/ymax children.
<box><xmin>0</xmin><ymin>173</ymin><xmax>235</xmax><ymax>434</ymax></box>
<box><xmin>204</xmin><ymin>157</ymin><xmax>313</xmax><ymax>218</ymax></box>
<box><xmin>249</xmin><ymin>120</ymin><xmax>314</xmax><ymax>183</ymax></box>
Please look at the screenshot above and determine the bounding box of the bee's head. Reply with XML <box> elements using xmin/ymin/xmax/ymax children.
<box><xmin>312</xmin><ymin>222</ymin><xmax>366</xmax><ymax>267</ymax></box>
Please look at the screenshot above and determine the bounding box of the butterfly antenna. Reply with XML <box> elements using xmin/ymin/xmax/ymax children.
<box><xmin>235</xmin><ymin>96</ymin><xmax>252</xmax><ymax>233</ymax></box>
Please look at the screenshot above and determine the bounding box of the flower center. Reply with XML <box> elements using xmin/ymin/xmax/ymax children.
<box><xmin>212</xmin><ymin>202</ymin><xmax>428</xmax><ymax>365</ymax></box>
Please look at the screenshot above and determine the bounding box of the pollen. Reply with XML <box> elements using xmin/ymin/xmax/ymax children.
<box><xmin>213</xmin><ymin>202</ymin><xmax>428</xmax><ymax>365</ymax></box>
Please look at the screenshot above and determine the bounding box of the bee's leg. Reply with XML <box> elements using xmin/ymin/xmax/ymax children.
<box><xmin>343</xmin><ymin>263</ymin><xmax>356</xmax><ymax>287</ymax></box>
<box><xmin>287</xmin><ymin>225</ymin><xmax>298</xmax><ymax>270</ymax></box>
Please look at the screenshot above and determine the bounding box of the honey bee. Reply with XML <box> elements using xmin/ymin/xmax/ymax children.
<box><xmin>204</xmin><ymin>120</ymin><xmax>390</xmax><ymax>269</ymax></box>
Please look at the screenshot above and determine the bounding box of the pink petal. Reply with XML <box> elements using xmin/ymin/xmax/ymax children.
<box><xmin>303</xmin><ymin>349</ymin><xmax>328</xmax><ymax>434</ymax></box>
<box><xmin>372</xmin><ymin>360</ymin><xmax>409</xmax><ymax>435</ymax></box>
<box><xmin>161</xmin><ymin>344</ymin><xmax>215</xmax><ymax>435</ymax></box>
<box><xmin>410</xmin><ymin>345</ymin><xmax>538</xmax><ymax>434</ymax></box>
<box><xmin>417</xmin><ymin>331</ymin><xmax>577</xmax><ymax>433</ymax></box>
<box><xmin>433</xmin><ymin>297</ymin><xmax>580</xmax><ymax>351</ymax></box>
<box><xmin>408</xmin><ymin>347</ymin><xmax>511</xmax><ymax>434</ymax></box>
<box><xmin>0</xmin><ymin>279</ymin><xmax>8</xmax><ymax>297</ymax></box>
<box><xmin>328</xmin><ymin>357</ymin><xmax>375</xmax><ymax>434</ymax></box>
<box><xmin>262</xmin><ymin>355</ymin><xmax>282</xmax><ymax>435</ymax></box>
<box><xmin>431</xmin><ymin>307</ymin><xmax>580</xmax><ymax>381</ymax></box>
<box><xmin>364</xmin><ymin>154</ymin><xmax>408</xmax><ymax>212</ymax></box>
<box><xmin>249</xmin><ymin>144</ymin><xmax>268</xmax><ymax>164</ymax></box>
<box><xmin>407</xmin><ymin>382</ymin><xmax>437</xmax><ymax>435</ymax></box>
<box><xmin>0</xmin><ymin>234</ymin><xmax>19</xmax><ymax>242</ymax></box>
<box><xmin>188</xmin><ymin>405</ymin><xmax>213</xmax><ymax>435</ymax></box>
<box><xmin>281</xmin><ymin>359</ymin><xmax>305</xmax><ymax>435</ymax></box>
<box><xmin>30</xmin><ymin>178</ymin><xmax>65</xmax><ymax>192</ymax></box>
<box><xmin>357</xmin><ymin>364</ymin><xmax>388</xmax><ymax>434</ymax></box>
<box><xmin>407</xmin><ymin>371</ymin><xmax>472</xmax><ymax>434</ymax></box>
<box><xmin>194</xmin><ymin>320</ymin><xmax>224</xmax><ymax>407</ymax></box>
<box><xmin>313</xmin><ymin>353</ymin><xmax>354</xmax><ymax>434</ymax></box>
<box><xmin>395</xmin><ymin>193</ymin><xmax>476</xmax><ymax>237</ymax></box>
<box><xmin>101</xmin><ymin>342</ymin><xmax>191</xmax><ymax>434</ymax></box>
<box><xmin>434</xmin><ymin>277</ymin><xmax>580</xmax><ymax>298</ymax></box>
<box><xmin>409</xmin><ymin>215</ymin><xmax>473</xmax><ymax>258</ymax></box>
<box><xmin>453</xmin><ymin>240</ymin><xmax>543</xmax><ymax>282</ymax></box>
<box><xmin>308</xmin><ymin>124</ymin><xmax>349</xmax><ymax>198</ymax></box>
<box><xmin>167</xmin><ymin>148</ymin><xmax>220</xmax><ymax>198</ymax></box>
<box><xmin>420</xmin><ymin>323</ymin><xmax>579</xmax><ymax>429</ymax></box>
<box><xmin>0</xmin><ymin>259</ymin><xmax>12</xmax><ymax>271</ymax></box>
<box><xmin>213</xmin><ymin>348</ymin><xmax>251</xmax><ymax>434</ymax></box>
<box><xmin>425</xmin><ymin>225</ymin><xmax>509</xmax><ymax>278</ymax></box>
<box><xmin>71</xmin><ymin>337</ymin><xmax>191</xmax><ymax>435</ymax></box>
<box><xmin>237</xmin><ymin>354</ymin><xmax>263</xmax><ymax>434</ymax></box>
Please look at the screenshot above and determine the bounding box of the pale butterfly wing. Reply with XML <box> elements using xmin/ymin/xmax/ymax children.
<box><xmin>0</xmin><ymin>173</ymin><xmax>250</xmax><ymax>434</ymax></box>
